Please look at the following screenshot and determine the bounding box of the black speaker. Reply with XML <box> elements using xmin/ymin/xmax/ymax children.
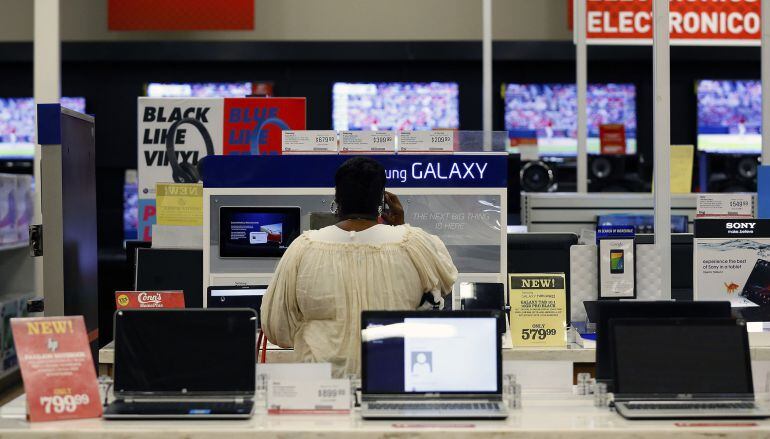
<box><xmin>520</xmin><ymin>160</ymin><xmax>557</xmax><ymax>192</ymax></box>
<box><xmin>588</xmin><ymin>154</ymin><xmax>645</xmax><ymax>192</ymax></box>
<box><xmin>705</xmin><ymin>154</ymin><xmax>759</xmax><ymax>192</ymax></box>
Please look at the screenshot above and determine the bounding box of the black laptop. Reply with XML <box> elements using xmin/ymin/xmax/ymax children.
<box><xmin>593</xmin><ymin>300</ymin><xmax>732</xmax><ymax>386</ymax></box>
<box><xmin>611</xmin><ymin>318</ymin><xmax>770</xmax><ymax>420</ymax></box>
<box><xmin>104</xmin><ymin>309</ymin><xmax>257</xmax><ymax>419</ymax></box>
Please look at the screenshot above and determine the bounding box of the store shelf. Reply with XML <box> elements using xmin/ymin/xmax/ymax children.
<box><xmin>0</xmin><ymin>242</ymin><xmax>27</xmax><ymax>253</ymax></box>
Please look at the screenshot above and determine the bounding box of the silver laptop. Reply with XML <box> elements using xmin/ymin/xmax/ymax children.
<box><xmin>104</xmin><ymin>309</ymin><xmax>257</xmax><ymax>419</ymax></box>
<box><xmin>360</xmin><ymin>310</ymin><xmax>507</xmax><ymax>420</ymax></box>
<box><xmin>611</xmin><ymin>317</ymin><xmax>770</xmax><ymax>420</ymax></box>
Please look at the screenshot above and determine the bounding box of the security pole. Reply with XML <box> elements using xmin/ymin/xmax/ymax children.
<box><xmin>576</xmin><ymin>0</ymin><xmax>588</xmax><ymax>193</ymax></box>
<box><xmin>652</xmin><ymin>0</ymin><xmax>672</xmax><ymax>299</ymax></box>
<box><xmin>33</xmin><ymin>0</ymin><xmax>61</xmax><ymax>298</ymax></box>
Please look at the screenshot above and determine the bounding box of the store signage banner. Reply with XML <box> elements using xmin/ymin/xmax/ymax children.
<box><xmin>508</xmin><ymin>273</ymin><xmax>567</xmax><ymax>348</ymax></box>
<box><xmin>578</xmin><ymin>0</ymin><xmax>761</xmax><ymax>45</ymax></box>
<box><xmin>115</xmin><ymin>291</ymin><xmax>186</xmax><ymax>309</ymax></box>
<box><xmin>108</xmin><ymin>0</ymin><xmax>254</xmax><ymax>31</ymax></box>
<box><xmin>201</xmin><ymin>154</ymin><xmax>508</xmax><ymax>189</ymax></box>
<box><xmin>12</xmin><ymin>316</ymin><xmax>102</xmax><ymax>422</ymax></box>
<box><xmin>223</xmin><ymin>98</ymin><xmax>307</xmax><ymax>156</ymax></box>
<box><xmin>137</xmin><ymin>97</ymin><xmax>306</xmax><ymax>240</ymax></box>
<box><xmin>694</xmin><ymin>218</ymin><xmax>770</xmax><ymax>307</ymax></box>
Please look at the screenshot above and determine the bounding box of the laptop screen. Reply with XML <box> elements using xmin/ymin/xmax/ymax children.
<box><xmin>611</xmin><ymin>319</ymin><xmax>753</xmax><ymax>397</ymax></box>
<box><xmin>361</xmin><ymin>311</ymin><xmax>501</xmax><ymax>395</ymax></box>
<box><xmin>114</xmin><ymin>309</ymin><xmax>257</xmax><ymax>395</ymax></box>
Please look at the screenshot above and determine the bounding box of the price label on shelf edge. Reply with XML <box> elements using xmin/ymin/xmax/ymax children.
<box><xmin>508</xmin><ymin>273</ymin><xmax>567</xmax><ymax>348</ymax></box>
<box><xmin>696</xmin><ymin>193</ymin><xmax>753</xmax><ymax>218</ymax></box>
<box><xmin>267</xmin><ymin>379</ymin><xmax>350</xmax><ymax>414</ymax></box>
<box><xmin>339</xmin><ymin>130</ymin><xmax>396</xmax><ymax>154</ymax></box>
<box><xmin>398</xmin><ymin>130</ymin><xmax>454</xmax><ymax>153</ymax></box>
<box><xmin>281</xmin><ymin>130</ymin><xmax>338</xmax><ymax>154</ymax></box>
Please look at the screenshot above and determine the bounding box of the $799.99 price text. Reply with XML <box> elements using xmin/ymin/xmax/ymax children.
<box><xmin>39</xmin><ymin>393</ymin><xmax>90</xmax><ymax>414</ymax></box>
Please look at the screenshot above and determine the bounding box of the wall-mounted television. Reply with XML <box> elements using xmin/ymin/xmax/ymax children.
<box><xmin>503</xmin><ymin>83</ymin><xmax>637</xmax><ymax>157</ymax></box>
<box><xmin>332</xmin><ymin>82</ymin><xmax>460</xmax><ymax>131</ymax></box>
<box><xmin>145</xmin><ymin>82</ymin><xmax>256</xmax><ymax>98</ymax></box>
<box><xmin>697</xmin><ymin>80</ymin><xmax>761</xmax><ymax>154</ymax></box>
<box><xmin>0</xmin><ymin>97</ymin><xmax>86</xmax><ymax>159</ymax></box>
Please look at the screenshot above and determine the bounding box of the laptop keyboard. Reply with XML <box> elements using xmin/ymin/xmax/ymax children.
<box><xmin>107</xmin><ymin>400</ymin><xmax>254</xmax><ymax>416</ymax></box>
<box><xmin>368</xmin><ymin>402</ymin><xmax>501</xmax><ymax>411</ymax></box>
<box><xmin>625</xmin><ymin>402</ymin><xmax>756</xmax><ymax>411</ymax></box>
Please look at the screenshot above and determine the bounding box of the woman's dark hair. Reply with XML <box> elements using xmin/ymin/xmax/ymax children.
<box><xmin>335</xmin><ymin>157</ymin><xmax>386</xmax><ymax>217</ymax></box>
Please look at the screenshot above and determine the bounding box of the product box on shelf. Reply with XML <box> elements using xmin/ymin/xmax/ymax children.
<box><xmin>14</xmin><ymin>175</ymin><xmax>33</xmax><ymax>244</ymax></box>
<box><xmin>0</xmin><ymin>175</ymin><xmax>15</xmax><ymax>245</ymax></box>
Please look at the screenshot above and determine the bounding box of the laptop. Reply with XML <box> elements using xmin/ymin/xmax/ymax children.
<box><xmin>360</xmin><ymin>310</ymin><xmax>507</xmax><ymax>420</ymax></box>
<box><xmin>459</xmin><ymin>282</ymin><xmax>508</xmax><ymax>334</ymax></box>
<box><xmin>593</xmin><ymin>300</ymin><xmax>731</xmax><ymax>387</ymax></box>
<box><xmin>610</xmin><ymin>318</ymin><xmax>770</xmax><ymax>420</ymax></box>
<box><xmin>207</xmin><ymin>285</ymin><xmax>266</xmax><ymax>326</ymax></box>
<box><xmin>104</xmin><ymin>309</ymin><xmax>257</xmax><ymax>419</ymax></box>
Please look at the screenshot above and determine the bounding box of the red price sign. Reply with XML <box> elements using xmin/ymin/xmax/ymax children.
<box><xmin>11</xmin><ymin>316</ymin><xmax>102</xmax><ymax>422</ymax></box>
<box><xmin>115</xmin><ymin>291</ymin><xmax>186</xmax><ymax>309</ymax></box>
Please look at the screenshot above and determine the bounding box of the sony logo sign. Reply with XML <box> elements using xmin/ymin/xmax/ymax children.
<box><xmin>726</xmin><ymin>222</ymin><xmax>756</xmax><ymax>230</ymax></box>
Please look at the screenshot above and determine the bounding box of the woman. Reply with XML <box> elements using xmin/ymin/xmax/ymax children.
<box><xmin>261</xmin><ymin>157</ymin><xmax>457</xmax><ymax>377</ymax></box>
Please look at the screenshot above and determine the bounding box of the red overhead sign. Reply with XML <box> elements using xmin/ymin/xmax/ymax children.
<box><xmin>574</xmin><ymin>0</ymin><xmax>761</xmax><ymax>45</ymax></box>
<box><xmin>109</xmin><ymin>0</ymin><xmax>254</xmax><ymax>31</ymax></box>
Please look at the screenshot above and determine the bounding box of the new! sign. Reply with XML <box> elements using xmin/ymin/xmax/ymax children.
<box><xmin>115</xmin><ymin>291</ymin><xmax>186</xmax><ymax>309</ymax></box>
<box><xmin>575</xmin><ymin>0</ymin><xmax>761</xmax><ymax>45</ymax></box>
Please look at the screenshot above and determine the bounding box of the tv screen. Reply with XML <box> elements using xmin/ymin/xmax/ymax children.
<box><xmin>218</xmin><ymin>207</ymin><xmax>301</xmax><ymax>258</ymax></box>
<box><xmin>145</xmin><ymin>82</ymin><xmax>254</xmax><ymax>98</ymax></box>
<box><xmin>697</xmin><ymin>80</ymin><xmax>761</xmax><ymax>154</ymax></box>
<box><xmin>332</xmin><ymin>82</ymin><xmax>460</xmax><ymax>131</ymax></box>
<box><xmin>503</xmin><ymin>83</ymin><xmax>637</xmax><ymax>157</ymax></box>
<box><xmin>0</xmin><ymin>97</ymin><xmax>86</xmax><ymax>159</ymax></box>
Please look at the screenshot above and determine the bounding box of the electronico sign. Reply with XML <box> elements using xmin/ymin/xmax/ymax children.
<box><xmin>578</xmin><ymin>0</ymin><xmax>761</xmax><ymax>45</ymax></box>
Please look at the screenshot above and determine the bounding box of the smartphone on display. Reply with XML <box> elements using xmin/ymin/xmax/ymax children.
<box><xmin>610</xmin><ymin>249</ymin><xmax>625</xmax><ymax>274</ymax></box>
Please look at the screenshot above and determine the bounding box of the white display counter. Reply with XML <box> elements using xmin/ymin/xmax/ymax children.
<box><xmin>1</xmin><ymin>394</ymin><xmax>770</xmax><ymax>438</ymax></box>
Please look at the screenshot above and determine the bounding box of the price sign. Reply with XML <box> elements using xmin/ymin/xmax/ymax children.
<box><xmin>509</xmin><ymin>273</ymin><xmax>567</xmax><ymax>348</ymax></box>
<box><xmin>267</xmin><ymin>379</ymin><xmax>350</xmax><ymax>414</ymax></box>
<box><xmin>398</xmin><ymin>130</ymin><xmax>454</xmax><ymax>153</ymax></box>
<box><xmin>697</xmin><ymin>193</ymin><xmax>753</xmax><ymax>218</ymax></box>
<box><xmin>281</xmin><ymin>130</ymin><xmax>338</xmax><ymax>154</ymax></box>
<box><xmin>339</xmin><ymin>130</ymin><xmax>396</xmax><ymax>154</ymax></box>
<box><xmin>11</xmin><ymin>316</ymin><xmax>102</xmax><ymax>422</ymax></box>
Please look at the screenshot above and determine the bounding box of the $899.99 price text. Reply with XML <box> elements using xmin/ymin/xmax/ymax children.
<box><xmin>39</xmin><ymin>393</ymin><xmax>90</xmax><ymax>414</ymax></box>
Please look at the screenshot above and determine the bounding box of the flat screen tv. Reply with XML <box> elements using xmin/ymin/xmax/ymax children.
<box><xmin>0</xmin><ymin>97</ymin><xmax>86</xmax><ymax>159</ymax></box>
<box><xmin>145</xmin><ymin>82</ymin><xmax>255</xmax><ymax>98</ymax></box>
<box><xmin>332</xmin><ymin>82</ymin><xmax>460</xmax><ymax>131</ymax></box>
<box><xmin>697</xmin><ymin>80</ymin><xmax>761</xmax><ymax>154</ymax></box>
<box><xmin>503</xmin><ymin>83</ymin><xmax>637</xmax><ymax>157</ymax></box>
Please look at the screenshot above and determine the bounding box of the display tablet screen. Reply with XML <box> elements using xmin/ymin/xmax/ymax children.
<box><xmin>219</xmin><ymin>207</ymin><xmax>301</xmax><ymax>258</ymax></box>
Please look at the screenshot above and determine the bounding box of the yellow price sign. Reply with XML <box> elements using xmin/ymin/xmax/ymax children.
<box><xmin>155</xmin><ymin>183</ymin><xmax>203</xmax><ymax>226</ymax></box>
<box><xmin>509</xmin><ymin>273</ymin><xmax>567</xmax><ymax>348</ymax></box>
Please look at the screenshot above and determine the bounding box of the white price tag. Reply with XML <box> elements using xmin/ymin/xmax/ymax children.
<box><xmin>339</xmin><ymin>130</ymin><xmax>395</xmax><ymax>154</ymax></box>
<box><xmin>696</xmin><ymin>193</ymin><xmax>753</xmax><ymax>218</ymax></box>
<box><xmin>398</xmin><ymin>130</ymin><xmax>454</xmax><ymax>153</ymax></box>
<box><xmin>267</xmin><ymin>379</ymin><xmax>350</xmax><ymax>414</ymax></box>
<box><xmin>281</xmin><ymin>130</ymin><xmax>337</xmax><ymax>154</ymax></box>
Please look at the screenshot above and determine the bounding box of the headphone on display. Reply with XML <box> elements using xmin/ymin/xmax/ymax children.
<box><xmin>165</xmin><ymin>117</ymin><xmax>215</xmax><ymax>183</ymax></box>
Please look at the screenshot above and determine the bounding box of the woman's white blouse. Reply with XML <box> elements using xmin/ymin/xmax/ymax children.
<box><xmin>261</xmin><ymin>224</ymin><xmax>458</xmax><ymax>377</ymax></box>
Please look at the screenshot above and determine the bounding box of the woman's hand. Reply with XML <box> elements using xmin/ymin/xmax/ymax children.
<box><xmin>381</xmin><ymin>191</ymin><xmax>405</xmax><ymax>226</ymax></box>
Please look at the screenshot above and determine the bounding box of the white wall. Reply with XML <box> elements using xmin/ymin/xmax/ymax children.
<box><xmin>0</xmin><ymin>0</ymin><xmax>571</xmax><ymax>42</ymax></box>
